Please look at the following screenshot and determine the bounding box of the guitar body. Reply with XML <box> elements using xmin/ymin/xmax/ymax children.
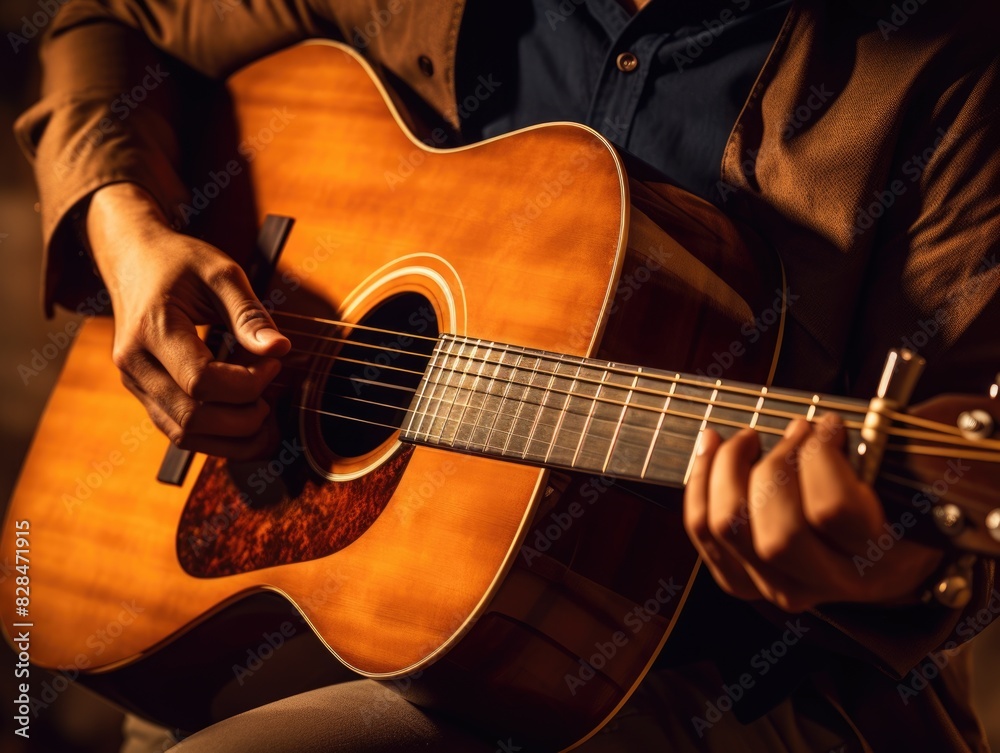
<box><xmin>1</xmin><ymin>42</ymin><xmax>784</xmax><ymax>749</ymax></box>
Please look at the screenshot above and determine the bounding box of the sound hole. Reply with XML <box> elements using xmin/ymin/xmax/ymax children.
<box><xmin>319</xmin><ymin>293</ymin><xmax>438</xmax><ymax>458</ymax></box>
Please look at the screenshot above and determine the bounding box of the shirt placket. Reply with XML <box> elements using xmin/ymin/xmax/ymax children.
<box><xmin>582</xmin><ymin>0</ymin><xmax>669</xmax><ymax>150</ymax></box>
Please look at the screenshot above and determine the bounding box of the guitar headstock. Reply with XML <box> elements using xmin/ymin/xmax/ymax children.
<box><xmin>878</xmin><ymin>390</ymin><xmax>1000</xmax><ymax>557</ymax></box>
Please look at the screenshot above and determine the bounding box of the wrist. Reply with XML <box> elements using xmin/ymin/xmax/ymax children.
<box><xmin>86</xmin><ymin>182</ymin><xmax>173</xmax><ymax>292</ymax></box>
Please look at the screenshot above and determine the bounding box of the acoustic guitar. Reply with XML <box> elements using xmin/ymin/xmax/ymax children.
<box><xmin>3</xmin><ymin>41</ymin><xmax>999</xmax><ymax>751</ymax></box>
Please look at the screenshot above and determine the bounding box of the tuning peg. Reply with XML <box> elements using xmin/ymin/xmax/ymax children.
<box><xmin>957</xmin><ymin>409</ymin><xmax>995</xmax><ymax>439</ymax></box>
<box><xmin>987</xmin><ymin>510</ymin><xmax>1000</xmax><ymax>543</ymax></box>
<box><xmin>933</xmin><ymin>504</ymin><xmax>966</xmax><ymax>536</ymax></box>
<box><xmin>991</xmin><ymin>373</ymin><xmax>999</xmax><ymax>399</ymax></box>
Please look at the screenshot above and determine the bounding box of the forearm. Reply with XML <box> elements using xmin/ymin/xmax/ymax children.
<box><xmin>17</xmin><ymin>0</ymin><xmax>341</xmax><ymax>315</ymax></box>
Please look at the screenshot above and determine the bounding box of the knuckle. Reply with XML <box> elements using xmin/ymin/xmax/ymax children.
<box><xmin>233</xmin><ymin>300</ymin><xmax>270</xmax><ymax>330</ymax></box>
<box><xmin>752</xmin><ymin>455</ymin><xmax>783</xmax><ymax>481</ymax></box>
<box><xmin>685</xmin><ymin>517</ymin><xmax>708</xmax><ymax>544</ymax></box>
<box><xmin>683</xmin><ymin>504</ymin><xmax>709</xmax><ymax>542</ymax></box>
<box><xmin>182</xmin><ymin>363</ymin><xmax>211</xmax><ymax>400</ymax></box>
<box><xmin>205</xmin><ymin>261</ymin><xmax>244</xmax><ymax>289</ymax></box>
<box><xmin>754</xmin><ymin>531</ymin><xmax>797</xmax><ymax>565</ymax></box>
<box><xmin>714</xmin><ymin>437</ymin><xmax>743</xmax><ymax>467</ymax></box>
<box><xmin>173</xmin><ymin>404</ymin><xmax>195</xmax><ymax>433</ymax></box>
<box><xmin>713</xmin><ymin>575</ymin><xmax>739</xmax><ymax>598</ymax></box>
<box><xmin>805</xmin><ymin>497</ymin><xmax>850</xmax><ymax>533</ymax></box>
<box><xmin>707</xmin><ymin>512</ymin><xmax>740</xmax><ymax>544</ymax></box>
<box><xmin>168</xmin><ymin>430</ymin><xmax>189</xmax><ymax>449</ymax></box>
<box><xmin>111</xmin><ymin>343</ymin><xmax>137</xmax><ymax>373</ymax></box>
<box><xmin>118</xmin><ymin>369</ymin><xmax>137</xmax><ymax>392</ymax></box>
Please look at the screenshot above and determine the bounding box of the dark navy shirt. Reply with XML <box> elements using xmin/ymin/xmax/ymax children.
<box><xmin>455</xmin><ymin>0</ymin><xmax>790</xmax><ymax>205</ymax></box>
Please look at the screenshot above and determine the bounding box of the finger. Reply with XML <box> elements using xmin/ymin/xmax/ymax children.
<box><xmin>707</xmin><ymin>428</ymin><xmax>760</xmax><ymax>560</ymax></box>
<box><xmin>120</xmin><ymin>363</ymin><xmax>272</xmax><ymax>438</ymax></box>
<box><xmin>137</xmin><ymin>307</ymin><xmax>284</xmax><ymax>403</ymax></box>
<box><xmin>206</xmin><ymin>262</ymin><xmax>291</xmax><ymax>357</ymax></box>
<box><xmin>747</xmin><ymin>418</ymin><xmax>811</xmax><ymax>567</ymax></box>
<box><xmin>684</xmin><ymin>429</ymin><xmax>763</xmax><ymax>601</ymax></box>
<box><xmin>143</xmin><ymin>395</ymin><xmax>279</xmax><ymax>461</ymax></box>
<box><xmin>799</xmin><ymin>412</ymin><xmax>885</xmax><ymax>555</ymax></box>
<box><xmin>746</xmin><ymin>419</ymin><xmax>874</xmax><ymax>607</ymax></box>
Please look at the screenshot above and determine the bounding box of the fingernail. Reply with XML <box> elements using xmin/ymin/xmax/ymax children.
<box><xmin>821</xmin><ymin>411</ymin><xmax>843</xmax><ymax>428</ymax></box>
<box><xmin>696</xmin><ymin>432</ymin><xmax>708</xmax><ymax>456</ymax></box>
<box><xmin>784</xmin><ymin>418</ymin><xmax>808</xmax><ymax>438</ymax></box>
<box><xmin>255</xmin><ymin>328</ymin><xmax>280</xmax><ymax>346</ymax></box>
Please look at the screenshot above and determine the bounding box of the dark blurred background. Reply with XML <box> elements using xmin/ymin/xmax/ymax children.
<box><xmin>0</xmin><ymin>2</ymin><xmax>998</xmax><ymax>752</ymax></box>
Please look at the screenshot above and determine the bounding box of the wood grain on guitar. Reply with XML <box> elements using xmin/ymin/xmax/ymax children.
<box><xmin>1</xmin><ymin>40</ymin><xmax>998</xmax><ymax>751</ymax></box>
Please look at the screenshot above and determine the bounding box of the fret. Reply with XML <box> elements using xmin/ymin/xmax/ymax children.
<box><xmin>603</xmin><ymin>371</ymin><xmax>639</xmax><ymax>473</ymax></box>
<box><xmin>640</xmin><ymin>373</ymin><xmax>677</xmax><ymax>480</ymax></box>
<box><xmin>433</xmin><ymin>338</ymin><xmax>479</xmax><ymax>445</ymax></box>
<box><xmin>641</xmin><ymin>379</ymin><xmax>713</xmax><ymax>486</ymax></box>
<box><xmin>464</xmin><ymin>345</ymin><xmax>510</xmax><ymax>451</ymax></box>
<box><xmin>405</xmin><ymin>340</ymin><xmax>444</xmax><ymax>438</ymax></box>
<box><xmin>401</xmin><ymin>334</ymin><xmax>872</xmax><ymax>490</ymax></box>
<box><xmin>708</xmin><ymin>380</ymin><xmax>765</xmax><ymax>438</ymax></box>
<box><xmin>682</xmin><ymin>381</ymin><xmax>721</xmax><ymax>485</ymax></box>
<box><xmin>412</xmin><ymin>337</ymin><xmax>459</xmax><ymax>441</ymax></box>
<box><xmin>749</xmin><ymin>387</ymin><xmax>766</xmax><ymax>429</ymax></box>
<box><xmin>753</xmin><ymin>386</ymin><xmax>801</xmax><ymax>454</ymax></box>
<box><xmin>501</xmin><ymin>354</ymin><xmax>545</xmax><ymax>458</ymax></box>
<box><xmin>483</xmin><ymin>351</ymin><xmax>525</xmax><ymax>453</ymax></box>
<box><xmin>569</xmin><ymin>366</ymin><xmax>637</xmax><ymax>472</ymax></box>
<box><xmin>451</xmin><ymin>341</ymin><xmax>493</xmax><ymax>448</ymax></box>
<box><xmin>524</xmin><ymin>356</ymin><xmax>580</xmax><ymax>465</ymax></box>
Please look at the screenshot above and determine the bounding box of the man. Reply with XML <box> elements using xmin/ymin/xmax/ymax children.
<box><xmin>15</xmin><ymin>0</ymin><xmax>1000</xmax><ymax>750</ymax></box>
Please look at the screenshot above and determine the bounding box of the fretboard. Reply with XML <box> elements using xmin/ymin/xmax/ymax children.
<box><xmin>400</xmin><ymin>334</ymin><xmax>868</xmax><ymax>486</ymax></box>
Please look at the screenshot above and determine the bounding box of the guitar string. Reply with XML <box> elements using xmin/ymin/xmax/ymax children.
<box><xmin>271</xmin><ymin>320</ymin><xmax>980</xmax><ymax>443</ymax></box>
<box><xmin>294</xmin><ymin>400</ymin><xmax>962</xmax><ymax>499</ymax></box>
<box><xmin>271</xmin><ymin>311</ymin><xmax>870</xmax><ymax>411</ymax></box>
<box><xmin>293</xmin><ymin>400</ymin><xmax>1000</xmax><ymax>466</ymax></box>
<box><xmin>279</xmin><ymin>342</ymin><xmax>878</xmax><ymax>437</ymax></box>
<box><xmin>275</xmin><ymin>356</ymin><xmax>874</xmax><ymax>438</ymax></box>
<box><xmin>285</xmin><ymin>375</ymin><xmax>1000</xmax><ymax>464</ymax></box>
<box><xmin>308</xmin><ymin>393</ymin><xmax>705</xmax><ymax>456</ymax></box>
<box><xmin>273</xmin><ymin>345</ymin><xmax>998</xmax><ymax>454</ymax></box>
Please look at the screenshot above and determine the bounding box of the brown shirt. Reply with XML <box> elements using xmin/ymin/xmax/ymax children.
<box><xmin>14</xmin><ymin>0</ymin><xmax>1000</xmax><ymax>750</ymax></box>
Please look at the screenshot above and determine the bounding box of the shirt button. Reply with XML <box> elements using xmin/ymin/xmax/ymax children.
<box><xmin>418</xmin><ymin>55</ymin><xmax>434</xmax><ymax>77</ymax></box>
<box><xmin>616</xmin><ymin>52</ymin><xmax>639</xmax><ymax>73</ymax></box>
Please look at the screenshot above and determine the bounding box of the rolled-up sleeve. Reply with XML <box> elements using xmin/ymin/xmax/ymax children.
<box><xmin>14</xmin><ymin>0</ymin><xmax>343</xmax><ymax>314</ymax></box>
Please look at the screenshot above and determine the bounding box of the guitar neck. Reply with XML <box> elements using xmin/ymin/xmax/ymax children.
<box><xmin>400</xmin><ymin>334</ymin><xmax>869</xmax><ymax>486</ymax></box>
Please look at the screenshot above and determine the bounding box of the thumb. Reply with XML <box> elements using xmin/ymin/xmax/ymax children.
<box><xmin>209</xmin><ymin>263</ymin><xmax>291</xmax><ymax>357</ymax></box>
